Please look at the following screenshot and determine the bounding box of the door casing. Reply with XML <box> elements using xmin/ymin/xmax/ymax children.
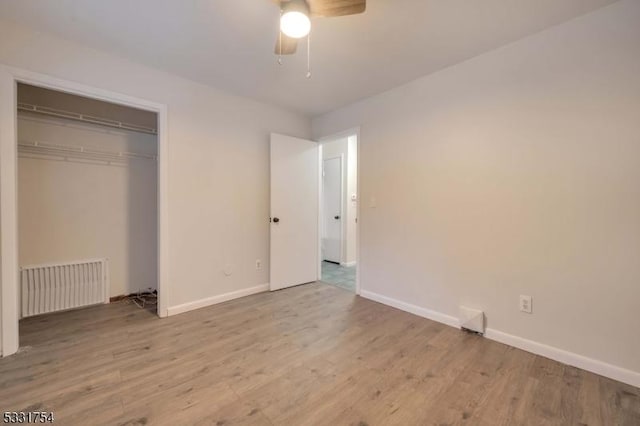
<box><xmin>0</xmin><ymin>65</ymin><xmax>170</xmax><ymax>357</ymax></box>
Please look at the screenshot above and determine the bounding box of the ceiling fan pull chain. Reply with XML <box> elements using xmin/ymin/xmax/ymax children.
<box><xmin>306</xmin><ymin>31</ymin><xmax>312</xmax><ymax>78</ymax></box>
<box><xmin>278</xmin><ymin>8</ymin><xmax>283</xmax><ymax>65</ymax></box>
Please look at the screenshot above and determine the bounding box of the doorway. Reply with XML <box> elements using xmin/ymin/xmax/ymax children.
<box><xmin>0</xmin><ymin>66</ymin><xmax>169</xmax><ymax>357</ymax></box>
<box><xmin>268</xmin><ymin>130</ymin><xmax>359</xmax><ymax>294</ymax></box>
<box><xmin>319</xmin><ymin>133</ymin><xmax>358</xmax><ymax>292</ymax></box>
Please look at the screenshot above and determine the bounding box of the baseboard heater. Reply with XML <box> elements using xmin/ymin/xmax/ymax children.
<box><xmin>20</xmin><ymin>258</ymin><xmax>109</xmax><ymax>318</ymax></box>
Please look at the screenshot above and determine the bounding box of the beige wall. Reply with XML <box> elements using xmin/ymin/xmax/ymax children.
<box><xmin>0</xmin><ymin>14</ymin><xmax>310</xmax><ymax>354</ymax></box>
<box><xmin>18</xmin><ymin>114</ymin><xmax>157</xmax><ymax>297</ymax></box>
<box><xmin>313</xmin><ymin>0</ymin><xmax>640</xmax><ymax>379</ymax></box>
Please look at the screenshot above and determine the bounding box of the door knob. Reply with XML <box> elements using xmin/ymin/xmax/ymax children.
<box><xmin>334</xmin><ymin>215</ymin><xmax>340</xmax><ymax>220</ymax></box>
<box><xmin>272</xmin><ymin>217</ymin><xmax>280</xmax><ymax>223</ymax></box>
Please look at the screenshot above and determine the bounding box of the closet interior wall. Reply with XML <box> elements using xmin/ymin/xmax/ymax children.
<box><xmin>17</xmin><ymin>84</ymin><xmax>158</xmax><ymax>299</ymax></box>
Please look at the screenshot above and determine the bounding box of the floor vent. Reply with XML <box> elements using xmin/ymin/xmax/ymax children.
<box><xmin>459</xmin><ymin>306</ymin><xmax>485</xmax><ymax>334</ymax></box>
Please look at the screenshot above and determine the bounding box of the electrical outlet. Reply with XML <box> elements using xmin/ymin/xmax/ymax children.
<box><xmin>520</xmin><ymin>295</ymin><xmax>532</xmax><ymax>314</ymax></box>
<box><xmin>255</xmin><ymin>259</ymin><xmax>262</xmax><ymax>270</ymax></box>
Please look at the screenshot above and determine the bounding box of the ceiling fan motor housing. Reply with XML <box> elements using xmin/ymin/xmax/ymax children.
<box><xmin>281</xmin><ymin>0</ymin><xmax>310</xmax><ymax>15</ymax></box>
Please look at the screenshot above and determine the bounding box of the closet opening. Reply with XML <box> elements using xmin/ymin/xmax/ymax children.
<box><xmin>16</xmin><ymin>83</ymin><xmax>160</xmax><ymax>327</ymax></box>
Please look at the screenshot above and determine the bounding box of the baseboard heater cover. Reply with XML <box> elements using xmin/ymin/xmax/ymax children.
<box><xmin>20</xmin><ymin>258</ymin><xmax>110</xmax><ymax>318</ymax></box>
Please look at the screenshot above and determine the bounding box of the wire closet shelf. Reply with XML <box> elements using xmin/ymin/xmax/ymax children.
<box><xmin>18</xmin><ymin>140</ymin><xmax>157</xmax><ymax>165</ymax></box>
<box><xmin>17</xmin><ymin>101</ymin><xmax>157</xmax><ymax>165</ymax></box>
<box><xmin>18</xmin><ymin>102</ymin><xmax>157</xmax><ymax>135</ymax></box>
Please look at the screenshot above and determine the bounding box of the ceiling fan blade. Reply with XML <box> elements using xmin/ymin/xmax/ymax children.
<box><xmin>307</xmin><ymin>0</ymin><xmax>366</xmax><ymax>17</ymax></box>
<box><xmin>274</xmin><ymin>31</ymin><xmax>298</xmax><ymax>55</ymax></box>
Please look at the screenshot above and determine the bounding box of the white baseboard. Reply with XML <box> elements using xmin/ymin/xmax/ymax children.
<box><xmin>484</xmin><ymin>328</ymin><xmax>640</xmax><ymax>388</ymax></box>
<box><xmin>340</xmin><ymin>261</ymin><xmax>356</xmax><ymax>267</ymax></box>
<box><xmin>359</xmin><ymin>289</ymin><xmax>640</xmax><ymax>388</ymax></box>
<box><xmin>360</xmin><ymin>290</ymin><xmax>460</xmax><ymax>328</ymax></box>
<box><xmin>166</xmin><ymin>283</ymin><xmax>269</xmax><ymax>316</ymax></box>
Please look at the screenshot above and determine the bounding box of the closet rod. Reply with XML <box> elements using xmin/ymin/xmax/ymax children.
<box><xmin>18</xmin><ymin>140</ymin><xmax>157</xmax><ymax>163</ymax></box>
<box><xmin>18</xmin><ymin>102</ymin><xmax>157</xmax><ymax>135</ymax></box>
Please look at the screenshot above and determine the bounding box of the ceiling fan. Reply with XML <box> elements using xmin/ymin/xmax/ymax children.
<box><xmin>274</xmin><ymin>0</ymin><xmax>366</xmax><ymax>76</ymax></box>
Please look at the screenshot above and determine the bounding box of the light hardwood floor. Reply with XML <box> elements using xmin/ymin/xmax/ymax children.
<box><xmin>1</xmin><ymin>282</ymin><xmax>638</xmax><ymax>425</ymax></box>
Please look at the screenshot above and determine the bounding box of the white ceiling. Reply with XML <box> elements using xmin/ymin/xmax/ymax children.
<box><xmin>0</xmin><ymin>0</ymin><xmax>618</xmax><ymax>116</ymax></box>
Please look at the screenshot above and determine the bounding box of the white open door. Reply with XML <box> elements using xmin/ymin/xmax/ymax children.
<box><xmin>322</xmin><ymin>157</ymin><xmax>342</xmax><ymax>263</ymax></box>
<box><xmin>270</xmin><ymin>133</ymin><xmax>319</xmax><ymax>291</ymax></box>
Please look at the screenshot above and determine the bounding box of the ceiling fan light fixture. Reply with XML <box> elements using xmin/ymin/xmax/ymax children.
<box><xmin>280</xmin><ymin>1</ymin><xmax>311</xmax><ymax>39</ymax></box>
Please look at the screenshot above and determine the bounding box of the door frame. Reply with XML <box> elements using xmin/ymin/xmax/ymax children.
<box><xmin>320</xmin><ymin>154</ymin><xmax>345</xmax><ymax>264</ymax></box>
<box><xmin>317</xmin><ymin>127</ymin><xmax>360</xmax><ymax>295</ymax></box>
<box><xmin>0</xmin><ymin>64</ymin><xmax>170</xmax><ymax>357</ymax></box>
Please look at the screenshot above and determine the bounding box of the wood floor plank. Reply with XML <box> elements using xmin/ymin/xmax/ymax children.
<box><xmin>0</xmin><ymin>282</ymin><xmax>637</xmax><ymax>425</ymax></box>
<box><xmin>465</xmin><ymin>346</ymin><xmax>537</xmax><ymax>425</ymax></box>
